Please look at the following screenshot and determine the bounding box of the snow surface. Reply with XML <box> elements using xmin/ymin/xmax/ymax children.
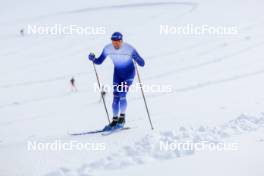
<box><xmin>0</xmin><ymin>0</ymin><xmax>264</xmax><ymax>176</ymax></box>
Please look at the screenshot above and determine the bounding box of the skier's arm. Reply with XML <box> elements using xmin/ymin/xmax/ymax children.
<box><xmin>131</xmin><ymin>49</ymin><xmax>145</xmax><ymax>67</ymax></box>
<box><xmin>93</xmin><ymin>48</ymin><xmax>108</xmax><ymax>65</ymax></box>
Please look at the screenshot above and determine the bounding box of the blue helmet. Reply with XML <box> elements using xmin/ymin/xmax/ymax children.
<box><xmin>111</xmin><ymin>32</ymin><xmax>123</xmax><ymax>41</ymax></box>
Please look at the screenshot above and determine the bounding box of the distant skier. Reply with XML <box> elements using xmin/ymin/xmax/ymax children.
<box><xmin>88</xmin><ymin>32</ymin><xmax>145</xmax><ymax>130</ymax></box>
<box><xmin>20</xmin><ymin>29</ymin><xmax>24</xmax><ymax>36</ymax></box>
<box><xmin>70</xmin><ymin>77</ymin><xmax>77</xmax><ymax>92</ymax></box>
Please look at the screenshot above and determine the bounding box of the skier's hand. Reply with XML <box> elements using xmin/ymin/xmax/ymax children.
<box><xmin>88</xmin><ymin>53</ymin><xmax>95</xmax><ymax>61</ymax></box>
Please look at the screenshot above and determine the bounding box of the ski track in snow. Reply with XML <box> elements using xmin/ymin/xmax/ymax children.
<box><xmin>145</xmin><ymin>68</ymin><xmax>264</xmax><ymax>100</ymax></box>
<box><xmin>145</xmin><ymin>40</ymin><xmax>264</xmax><ymax>80</ymax></box>
<box><xmin>0</xmin><ymin>2</ymin><xmax>198</xmax><ymax>27</ymax></box>
<box><xmin>1</xmin><ymin>24</ymin><xmax>263</xmax><ymax>93</ymax></box>
<box><xmin>45</xmin><ymin>113</ymin><xmax>264</xmax><ymax>176</ymax></box>
<box><xmin>67</xmin><ymin>2</ymin><xmax>198</xmax><ymax>14</ymax></box>
<box><xmin>1</xmin><ymin>34</ymin><xmax>264</xmax><ymax>109</ymax></box>
<box><xmin>1</xmin><ymin>65</ymin><xmax>264</xmax><ymax>111</ymax></box>
<box><xmin>0</xmin><ymin>71</ymin><xmax>89</xmax><ymax>89</ymax></box>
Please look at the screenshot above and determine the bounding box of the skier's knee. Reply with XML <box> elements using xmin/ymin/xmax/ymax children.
<box><xmin>119</xmin><ymin>92</ymin><xmax>127</xmax><ymax>98</ymax></box>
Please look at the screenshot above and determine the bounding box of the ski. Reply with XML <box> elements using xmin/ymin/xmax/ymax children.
<box><xmin>69</xmin><ymin>127</ymin><xmax>130</xmax><ymax>136</ymax></box>
<box><xmin>69</xmin><ymin>129</ymin><xmax>105</xmax><ymax>135</ymax></box>
<box><xmin>101</xmin><ymin>126</ymin><xmax>130</xmax><ymax>136</ymax></box>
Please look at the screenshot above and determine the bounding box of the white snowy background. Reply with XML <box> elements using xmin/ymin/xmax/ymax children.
<box><xmin>0</xmin><ymin>0</ymin><xmax>264</xmax><ymax>175</ymax></box>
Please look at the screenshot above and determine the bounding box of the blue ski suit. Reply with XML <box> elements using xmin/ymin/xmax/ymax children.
<box><xmin>93</xmin><ymin>42</ymin><xmax>145</xmax><ymax>117</ymax></box>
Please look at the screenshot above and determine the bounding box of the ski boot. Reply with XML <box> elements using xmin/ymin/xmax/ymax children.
<box><xmin>116</xmin><ymin>113</ymin><xmax>126</xmax><ymax>128</ymax></box>
<box><xmin>103</xmin><ymin>117</ymin><xmax>118</xmax><ymax>131</ymax></box>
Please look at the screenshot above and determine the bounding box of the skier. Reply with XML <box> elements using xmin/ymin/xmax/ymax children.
<box><xmin>20</xmin><ymin>29</ymin><xmax>24</xmax><ymax>36</ymax></box>
<box><xmin>88</xmin><ymin>32</ymin><xmax>145</xmax><ymax>130</ymax></box>
<box><xmin>70</xmin><ymin>77</ymin><xmax>77</xmax><ymax>92</ymax></box>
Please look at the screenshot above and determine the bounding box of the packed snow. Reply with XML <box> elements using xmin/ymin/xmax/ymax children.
<box><xmin>0</xmin><ymin>0</ymin><xmax>264</xmax><ymax>176</ymax></box>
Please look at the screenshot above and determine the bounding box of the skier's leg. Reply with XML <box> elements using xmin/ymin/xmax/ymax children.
<box><xmin>102</xmin><ymin>93</ymin><xmax>119</xmax><ymax>130</ymax></box>
<box><xmin>112</xmin><ymin>73</ymin><xmax>122</xmax><ymax>117</ymax></box>
<box><xmin>103</xmin><ymin>93</ymin><xmax>119</xmax><ymax>130</ymax></box>
<box><xmin>117</xmin><ymin>79</ymin><xmax>133</xmax><ymax>126</ymax></box>
<box><xmin>112</xmin><ymin>93</ymin><xmax>120</xmax><ymax>117</ymax></box>
<box><xmin>103</xmin><ymin>74</ymin><xmax>121</xmax><ymax>130</ymax></box>
<box><xmin>119</xmin><ymin>79</ymin><xmax>133</xmax><ymax>113</ymax></box>
<box><xmin>119</xmin><ymin>94</ymin><xmax>127</xmax><ymax>115</ymax></box>
<box><xmin>117</xmin><ymin>92</ymin><xmax>127</xmax><ymax>127</ymax></box>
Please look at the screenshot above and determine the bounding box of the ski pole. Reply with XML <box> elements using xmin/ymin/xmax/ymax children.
<box><xmin>92</xmin><ymin>62</ymin><xmax>110</xmax><ymax>123</ymax></box>
<box><xmin>134</xmin><ymin>62</ymin><xmax>154</xmax><ymax>130</ymax></box>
